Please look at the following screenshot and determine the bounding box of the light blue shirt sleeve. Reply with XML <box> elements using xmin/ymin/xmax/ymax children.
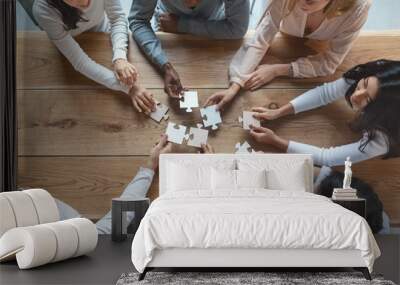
<box><xmin>177</xmin><ymin>0</ymin><xmax>249</xmax><ymax>39</ymax></box>
<box><xmin>95</xmin><ymin>167</ymin><xmax>155</xmax><ymax>235</ymax></box>
<box><xmin>128</xmin><ymin>0</ymin><xmax>169</xmax><ymax>69</ymax></box>
<box><xmin>287</xmin><ymin>132</ymin><xmax>389</xmax><ymax>167</ymax></box>
<box><xmin>290</xmin><ymin>78</ymin><xmax>353</xmax><ymax>114</ymax></box>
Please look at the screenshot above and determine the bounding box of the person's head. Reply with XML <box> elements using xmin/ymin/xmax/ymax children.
<box><xmin>287</xmin><ymin>0</ymin><xmax>357</xmax><ymax>18</ymax></box>
<box><xmin>317</xmin><ymin>170</ymin><xmax>383</xmax><ymax>233</ymax></box>
<box><xmin>343</xmin><ymin>59</ymin><xmax>400</xmax><ymax>158</ymax></box>
<box><xmin>46</xmin><ymin>0</ymin><xmax>89</xmax><ymax>30</ymax></box>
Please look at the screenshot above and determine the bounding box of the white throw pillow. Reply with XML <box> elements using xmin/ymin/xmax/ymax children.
<box><xmin>211</xmin><ymin>169</ymin><xmax>268</xmax><ymax>191</ymax></box>
<box><xmin>167</xmin><ymin>163</ymin><xmax>212</xmax><ymax>191</ymax></box>
<box><xmin>237</xmin><ymin>158</ymin><xmax>310</xmax><ymax>192</ymax></box>
<box><xmin>236</xmin><ymin>169</ymin><xmax>267</xmax><ymax>189</ymax></box>
<box><xmin>211</xmin><ymin>168</ymin><xmax>237</xmax><ymax>190</ymax></box>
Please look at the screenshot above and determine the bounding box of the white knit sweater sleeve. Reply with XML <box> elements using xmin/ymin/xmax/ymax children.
<box><xmin>289</xmin><ymin>77</ymin><xmax>352</xmax><ymax>114</ymax></box>
<box><xmin>105</xmin><ymin>0</ymin><xmax>129</xmax><ymax>62</ymax></box>
<box><xmin>33</xmin><ymin>0</ymin><xmax>129</xmax><ymax>94</ymax></box>
<box><xmin>287</xmin><ymin>131</ymin><xmax>389</xmax><ymax>167</ymax></box>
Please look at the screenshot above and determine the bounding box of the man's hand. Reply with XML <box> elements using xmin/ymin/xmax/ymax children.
<box><xmin>204</xmin><ymin>83</ymin><xmax>240</xmax><ymax>111</ymax></box>
<box><xmin>129</xmin><ymin>85</ymin><xmax>156</xmax><ymax>114</ymax></box>
<box><xmin>147</xmin><ymin>134</ymin><xmax>173</xmax><ymax>171</ymax></box>
<box><xmin>114</xmin><ymin>59</ymin><xmax>138</xmax><ymax>88</ymax></box>
<box><xmin>162</xmin><ymin>62</ymin><xmax>184</xmax><ymax>98</ymax></box>
<box><xmin>158</xmin><ymin>13</ymin><xmax>179</xmax><ymax>33</ymax></box>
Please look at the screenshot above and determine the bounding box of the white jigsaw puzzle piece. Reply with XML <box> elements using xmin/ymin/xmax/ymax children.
<box><xmin>242</xmin><ymin>111</ymin><xmax>260</xmax><ymax>130</ymax></box>
<box><xmin>165</xmin><ymin>122</ymin><xmax>187</xmax><ymax>144</ymax></box>
<box><xmin>180</xmin><ymin>91</ymin><xmax>199</xmax><ymax>112</ymax></box>
<box><xmin>187</xmin><ymin>127</ymin><xmax>208</xmax><ymax>148</ymax></box>
<box><xmin>196</xmin><ymin>123</ymin><xmax>204</xmax><ymax>129</ymax></box>
<box><xmin>150</xmin><ymin>102</ymin><xmax>169</xmax><ymax>122</ymax></box>
<box><xmin>200</xmin><ymin>105</ymin><xmax>222</xmax><ymax>130</ymax></box>
<box><xmin>235</xmin><ymin>141</ymin><xmax>253</xmax><ymax>154</ymax></box>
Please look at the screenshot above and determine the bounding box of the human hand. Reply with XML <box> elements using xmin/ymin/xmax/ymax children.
<box><xmin>200</xmin><ymin>143</ymin><xmax>215</xmax><ymax>154</ymax></box>
<box><xmin>162</xmin><ymin>63</ymin><xmax>184</xmax><ymax>98</ymax></box>
<box><xmin>158</xmin><ymin>13</ymin><xmax>179</xmax><ymax>33</ymax></box>
<box><xmin>129</xmin><ymin>85</ymin><xmax>156</xmax><ymax>114</ymax></box>
<box><xmin>114</xmin><ymin>59</ymin><xmax>138</xmax><ymax>88</ymax></box>
<box><xmin>203</xmin><ymin>83</ymin><xmax>240</xmax><ymax>111</ymax></box>
<box><xmin>148</xmin><ymin>134</ymin><xmax>173</xmax><ymax>170</ymax></box>
<box><xmin>244</xmin><ymin>64</ymin><xmax>279</xmax><ymax>91</ymax></box>
<box><xmin>251</xmin><ymin>106</ymin><xmax>282</xmax><ymax>121</ymax></box>
<box><xmin>249</xmin><ymin>125</ymin><xmax>278</xmax><ymax>145</ymax></box>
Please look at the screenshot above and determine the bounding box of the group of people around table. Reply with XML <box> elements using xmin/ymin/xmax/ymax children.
<box><xmin>31</xmin><ymin>0</ymin><xmax>399</xmax><ymax>234</ymax></box>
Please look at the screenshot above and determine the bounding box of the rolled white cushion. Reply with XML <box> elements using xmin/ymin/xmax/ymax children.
<box><xmin>0</xmin><ymin>218</ymin><xmax>97</xmax><ymax>269</ymax></box>
<box><xmin>0</xmin><ymin>192</ymin><xmax>39</xmax><ymax>227</ymax></box>
<box><xmin>42</xmin><ymin>220</ymin><xmax>79</xmax><ymax>262</ymax></box>
<box><xmin>23</xmin><ymin>189</ymin><xmax>60</xmax><ymax>223</ymax></box>
<box><xmin>0</xmin><ymin>196</ymin><xmax>17</xmax><ymax>237</ymax></box>
<box><xmin>0</xmin><ymin>226</ymin><xmax>57</xmax><ymax>269</ymax></box>
<box><xmin>64</xmin><ymin>218</ymin><xmax>98</xmax><ymax>257</ymax></box>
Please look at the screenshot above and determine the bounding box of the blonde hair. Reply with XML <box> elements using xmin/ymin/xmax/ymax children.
<box><xmin>286</xmin><ymin>0</ymin><xmax>358</xmax><ymax>19</ymax></box>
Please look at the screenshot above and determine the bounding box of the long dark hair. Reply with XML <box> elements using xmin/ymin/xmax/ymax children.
<box><xmin>317</xmin><ymin>170</ymin><xmax>383</xmax><ymax>233</ymax></box>
<box><xmin>343</xmin><ymin>59</ymin><xmax>400</xmax><ymax>158</ymax></box>
<box><xmin>46</xmin><ymin>0</ymin><xmax>88</xmax><ymax>30</ymax></box>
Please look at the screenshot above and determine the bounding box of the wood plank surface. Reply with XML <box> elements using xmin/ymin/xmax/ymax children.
<box><xmin>18</xmin><ymin>88</ymin><xmax>361</xmax><ymax>156</ymax></box>
<box><xmin>17</xmin><ymin>156</ymin><xmax>159</xmax><ymax>219</ymax></box>
<box><xmin>17</xmin><ymin>31</ymin><xmax>400</xmax><ymax>90</ymax></box>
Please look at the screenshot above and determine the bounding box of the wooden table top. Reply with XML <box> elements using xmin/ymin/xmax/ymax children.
<box><xmin>16</xmin><ymin>31</ymin><xmax>400</xmax><ymax>226</ymax></box>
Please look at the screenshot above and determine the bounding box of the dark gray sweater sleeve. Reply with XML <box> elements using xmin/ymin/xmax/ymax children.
<box><xmin>128</xmin><ymin>0</ymin><xmax>168</xmax><ymax>69</ymax></box>
<box><xmin>177</xmin><ymin>0</ymin><xmax>249</xmax><ymax>39</ymax></box>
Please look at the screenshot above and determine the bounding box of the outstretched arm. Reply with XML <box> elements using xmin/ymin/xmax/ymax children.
<box><xmin>96</xmin><ymin>135</ymin><xmax>172</xmax><ymax>234</ymax></box>
<box><xmin>128</xmin><ymin>0</ymin><xmax>168</xmax><ymax>70</ymax></box>
<box><xmin>287</xmin><ymin>132</ymin><xmax>389</xmax><ymax>167</ymax></box>
<box><xmin>33</xmin><ymin>3</ymin><xmax>130</xmax><ymax>94</ymax></box>
<box><xmin>229</xmin><ymin>0</ymin><xmax>284</xmax><ymax>87</ymax></box>
<box><xmin>177</xmin><ymin>0</ymin><xmax>249</xmax><ymax>39</ymax></box>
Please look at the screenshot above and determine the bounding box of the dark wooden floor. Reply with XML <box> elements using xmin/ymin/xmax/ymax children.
<box><xmin>1</xmin><ymin>234</ymin><xmax>398</xmax><ymax>285</ymax></box>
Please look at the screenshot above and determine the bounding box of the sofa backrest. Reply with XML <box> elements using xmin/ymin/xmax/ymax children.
<box><xmin>159</xmin><ymin>154</ymin><xmax>313</xmax><ymax>195</ymax></box>
<box><xmin>0</xmin><ymin>189</ymin><xmax>60</xmax><ymax>238</ymax></box>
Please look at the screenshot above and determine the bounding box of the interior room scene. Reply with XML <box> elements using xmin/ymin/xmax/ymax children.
<box><xmin>1</xmin><ymin>0</ymin><xmax>400</xmax><ymax>284</ymax></box>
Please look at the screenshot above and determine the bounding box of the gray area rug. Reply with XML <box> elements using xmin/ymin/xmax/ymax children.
<box><xmin>116</xmin><ymin>271</ymin><xmax>395</xmax><ymax>285</ymax></box>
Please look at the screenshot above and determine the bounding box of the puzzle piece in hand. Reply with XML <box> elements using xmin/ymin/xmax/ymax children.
<box><xmin>200</xmin><ymin>105</ymin><xmax>222</xmax><ymax>130</ymax></box>
<box><xmin>165</xmin><ymin>122</ymin><xmax>187</xmax><ymax>144</ymax></box>
<box><xmin>235</xmin><ymin>141</ymin><xmax>254</xmax><ymax>154</ymax></box>
<box><xmin>179</xmin><ymin>91</ymin><xmax>199</xmax><ymax>112</ymax></box>
<box><xmin>239</xmin><ymin>111</ymin><xmax>260</xmax><ymax>130</ymax></box>
<box><xmin>186</xmin><ymin>127</ymin><xmax>209</xmax><ymax>148</ymax></box>
<box><xmin>150</xmin><ymin>101</ymin><xmax>169</xmax><ymax>122</ymax></box>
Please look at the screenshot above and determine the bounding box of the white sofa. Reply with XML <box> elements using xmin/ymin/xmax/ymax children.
<box><xmin>0</xmin><ymin>189</ymin><xmax>98</xmax><ymax>269</ymax></box>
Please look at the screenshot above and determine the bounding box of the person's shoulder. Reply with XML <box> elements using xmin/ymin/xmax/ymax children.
<box><xmin>350</xmin><ymin>0</ymin><xmax>372</xmax><ymax>15</ymax></box>
<box><xmin>33</xmin><ymin>0</ymin><xmax>61</xmax><ymax>21</ymax></box>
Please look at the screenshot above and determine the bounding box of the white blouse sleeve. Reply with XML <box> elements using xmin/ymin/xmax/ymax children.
<box><xmin>104</xmin><ymin>0</ymin><xmax>129</xmax><ymax>62</ymax></box>
<box><xmin>289</xmin><ymin>77</ymin><xmax>352</xmax><ymax>114</ymax></box>
<box><xmin>287</xmin><ymin>131</ymin><xmax>389</xmax><ymax>167</ymax></box>
<box><xmin>291</xmin><ymin>0</ymin><xmax>371</xmax><ymax>78</ymax></box>
<box><xmin>33</xmin><ymin>1</ymin><xmax>129</xmax><ymax>94</ymax></box>
<box><xmin>228</xmin><ymin>0</ymin><xmax>285</xmax><ymax>87</ymax></box>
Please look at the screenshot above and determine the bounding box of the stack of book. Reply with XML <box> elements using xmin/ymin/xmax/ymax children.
<box><xmin>332</xmin><ymin>188</ymin><xmax>358</xmax><ymax>200</ymax></box>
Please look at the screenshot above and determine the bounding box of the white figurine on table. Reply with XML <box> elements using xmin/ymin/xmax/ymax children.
<box><xmin>343</xmin><ymin>157</ymin><xmax>353</xmax><ymax>189</ymax></box>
